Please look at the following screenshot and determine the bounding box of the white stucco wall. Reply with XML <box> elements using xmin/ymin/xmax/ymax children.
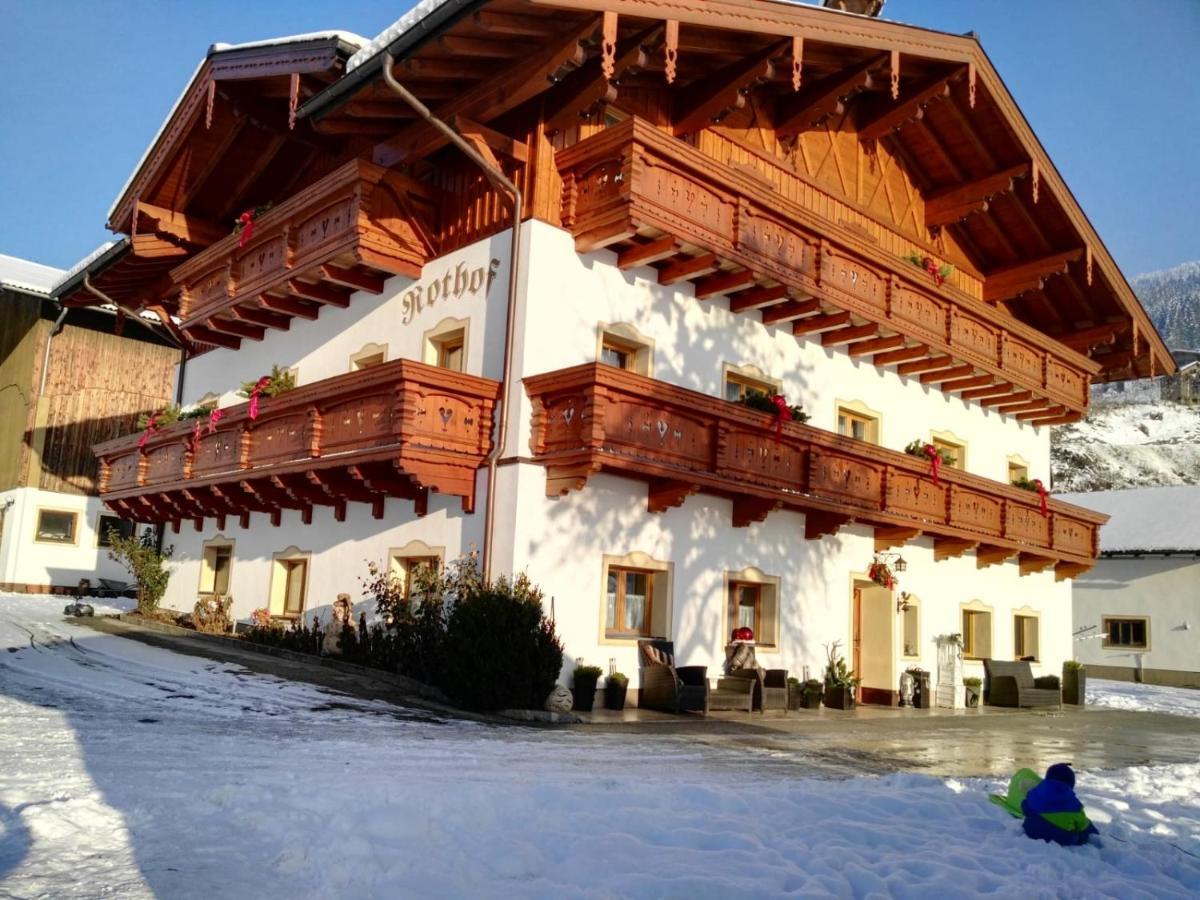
<box><xmin>0</xmin><ymin>487</ymin><xmax>142</xmax><ymax>589</ymax></box>
<box><xmin>1072</xmin><ymin>556</ymin><xmax>1199</xmax><ymax>676</ymax></box>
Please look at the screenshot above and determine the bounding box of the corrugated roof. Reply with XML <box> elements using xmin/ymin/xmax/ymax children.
<box><xmin>1056</xmin><ymin>485</ymin><xmax>1200</xmax><ymax>553</ymax></box>
<box><xmin>0</xmin><ymin>254</ymin><xmax>66</xmax><ymax>297</ymax></box>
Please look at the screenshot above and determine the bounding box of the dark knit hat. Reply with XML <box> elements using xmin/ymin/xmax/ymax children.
<box><xmin>1045</xmin><ymin>763</ymin><xmax>1076</xmax><ymax>786</ymax></box>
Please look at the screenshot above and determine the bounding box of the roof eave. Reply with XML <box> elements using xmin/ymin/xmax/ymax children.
<box><xmin>51</xmin><ymin>239</ymin><xmax>133</xmax><ymax>303</ymax></box>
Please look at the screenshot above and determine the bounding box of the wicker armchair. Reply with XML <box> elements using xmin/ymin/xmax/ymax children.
<box><xmin>726</xmin><ymin>667</ymin><xmax>790</xmax><ymax>713</ymax></box>
<box><xmin>983</xmin><ymin>659</ymin><xmax>1062</xmax><ymax>709</ymax></box>
<box><xmin>637</xmin><ymin>639</ymin><xmax>708</xmax><ymax>714</ymax></box>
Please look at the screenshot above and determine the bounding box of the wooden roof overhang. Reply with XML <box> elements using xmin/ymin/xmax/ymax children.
<box><xmin>94</xmin><ymin>358</ymin><xmax>501</xmax><ymax>529</ymax></box>
<box><xmin>301</xmin><ymin>0</ymin><xmax>1170</xmax><ymax>385</ymax></box>
<box><xmin>526</xmin><ymin>362</ymin><xmax>1108</xmax><ymax>578</ymax></box>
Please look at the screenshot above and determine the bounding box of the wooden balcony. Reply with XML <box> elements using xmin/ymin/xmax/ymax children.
<box><xmin>524</xmin><ymin>364</ymin><xmax>1106</xmax><ymax>579</ymax></box>
<box><xmin>95</xmin><ymin>360</ymin><xmax>500</xmax><ymax>528</ymax></box>
<box><xmin>557</xmin><ymin>118</ymin><xmax>1100</xmax><ymax>424</ymax></box>
<box><xmin>172</xmin><ymin>159</ymin><xmax>432</xmax><ymax>349</ymax></box>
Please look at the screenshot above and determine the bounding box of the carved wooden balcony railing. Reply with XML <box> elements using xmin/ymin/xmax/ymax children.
<box><xmin>172</xmin><ymin>159</ymin><xmax>432</xmax><ymax>349</ymax></box>
<box><xmin>94</xmin><ymin>360</ymin><xmax>500</xmax><ymax>528</ymax></box>
<box><xmin>557</xmin><ymin>118</ymin><xmax>1100</xmax><ymax>424</ymax></box>
<box><xmin>525</xmin><ymin>364</ymin><xmax>1106</xmax><ymax>579</ymax></box>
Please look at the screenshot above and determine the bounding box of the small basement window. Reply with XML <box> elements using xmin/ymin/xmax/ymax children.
<box><xmin>96</xmin><ymin>514</ymin><xmax>135</xmax><ymax>548</ymax></box>
<box><xmin>35</xmin><ymin>509</ymin><xmax>77</xmax><ymax>544</ymax></box>
<box><xmin>1103</xmin><ymin>617</ymin><xmax>1149</xmax><ymax>649</ymax></box>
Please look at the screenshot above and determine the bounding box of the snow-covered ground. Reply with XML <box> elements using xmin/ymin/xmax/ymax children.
<box><xmin>2</xmin><ymin>594</ymin><xmax>1199</xmax><ymax>898</ymax></box>
<box><xmin>1090</xmin><ymin>677</ymin><xmax>1200</xmax><ymax>719</ymax></box>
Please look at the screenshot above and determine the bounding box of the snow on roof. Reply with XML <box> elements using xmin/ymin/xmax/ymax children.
<box><xmin>107</xmin><ymin>31</ymin><xmax>364</xmax><ymax>224</ymax></box>
<box><xmin>51</xmin><ymin>239</ymin><xmax>126</xmax><ymax>295</ymax></box>
<box><xmin>346</xmin><ymin>0</ymin><xmax>452</xmax><ymax>72</ymax></box>
<box><xmin>1056</xmin><ymin>485</ymin><xmax>1200</xmax><ymax>553</ymax></box>
<box><xmin>209</xmin><ymin>30</ymin><xmax>365</xmax><ymax>54</ymax></box>
<box><xmin>0</xmin><ymin>254</ymin><xmax>66</xmax><ymax>297</ymax></box>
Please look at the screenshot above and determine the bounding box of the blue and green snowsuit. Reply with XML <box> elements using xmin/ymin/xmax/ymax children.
<box><xmin>1020</xmin><ymin>763</ymin><xmax>1099</xmax><ymax>846</ymax></box>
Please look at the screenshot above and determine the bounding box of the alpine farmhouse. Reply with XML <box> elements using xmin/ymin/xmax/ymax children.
<box><xmin>60</xmin><ymin>1</ymin><xmax>1171</xmax><ymax>704</ymax></box>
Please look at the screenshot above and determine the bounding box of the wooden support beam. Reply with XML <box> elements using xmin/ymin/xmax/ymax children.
<box><xmin>1017</xmin><ymin>405</ymin><xmax>1066</xmax><ymax>422</ymax></box>
<box><xmin>982</xmin><ymin>249</ymin><xmax>1083</xmax><ymax>303</ymax></box>
<box><xmin>647</xmin><ymin>479</ymin><xmax>699</xmax><ymax>513</ymax></box>
<box><xmin>185</xmin><ymin>325</ymin><xmax>240</xmax><ymax>350</ymax></box>
<box><xmin>205</xmin><ymin>317</ymin><xmax>265</xmax><ymax>341</ymax></box>
<box><xmin>658</xmin><ymin>253</ymin><xmax>718</xmax><ymax>285</ymax></box>
<box><xmin>976</xmin><ymin>544</ymin><xmax>1016</xmax><ymax>568</ymax></box>
<box><xmin>1055</xmin><ymin>561</ymin><xmax>1090</xmax><ymax>582</ymax></box>
<box><xmin>320</xmin><ymin>264</ymin><xmax>385</xmax><ymax>294</ymax></box>
<box><xmin>934</xmin><ymin>538</ymin><xmax>977</xmax><ymax>561</ymax></box>
<box><xmin>1027</xmin><ymin>410</ymin><xmax>1082</xmax><ymax>427</ymax></box>
<box><xmin>257</xmin><ymin>294</ymin><xmax>320</xmax><ymax>320</ymax></box>
<box><xmin>729</xmin><ymin>284</ymin><xmax>789</xmax><ymax>313</ymax></box>
<box><xmin>543</xmin><ymin>24</ymin><xmax>662</xmax><ymax>133</ymax></box>
<box><xmin>939</xmin><ymin>374</ymin><xmax>995</xmax><ymax>392</ymax></box>
<box><xmin>471</xmin><ymin>9</ymin><xmax>551</xmax><ymax>37</ymax></box>
<box><xmin>792</xmin><ymin>311</ymin><xmax>851</xmax><ymax>336</ymax></box>
<box><xmin>925</xmin><ymin>163</ymin><xmax>1029</xmax><ymax>227</ymax></box>
<box><xmin>375</xmin><ymin>17</ymin><xmax>602</xmax><ymax>166</ymax></box>
<box><xmin>805</xmin><ymin>511</ymin><xmax>851</xmax><ymax>540</ymax></box>
<box><xmin>1002</xmin><ymin>399</ymin><xmax>1054</xmax><ymax>415</ymax></box>
<box><xmin>694</xmin><ymin>269</ymin><xmax>756</xmax><ymax>299</ymax></box>
<box><xmin>776</xmin><ymin>54</ymin><xmax>886</xmax><ymax>138</ymax></box>
<box><xmin>617</xmin><ymin>236</ymin><xmax>680</xmax><ymax>270</ymax></box>
<box><xmin>857</xmin><ymin>72</ymin><xmax>957</xmax><ymax>142</ymax></box>
<box><xmin>821</xmin><ymin>323</ymin><xmax>878</xmax><ymax>347</ymax></box>
<box><xmin>287</xmin><ymin>279</ymin><xmax>351</xmax><ymax>307</ymax></box>
<box><xmin>1018</xmin><ymin>552</ymin><xmax>1056</xmax><ymax>576</ymax></box>
<box><xmin>230</xmin><ymin>304</ymin><xmax>291</xmax><ymax>331</ymax></box>
<box><xmin>980</xmin><ymin>390</ymin><xmax>1032</xmax><ymax>407</ymax></box>
<box><xmin>673</xmin><ymin>41</ymin><xmax>785</xmax><ymax>135</ymax></box>
<box><xmin>875</xmin><ymin>526</ymin><xmax>920</xmax><ymax>551</ymax></box>
<box><xmin>1052</xmin><ymin>320</ymin><xmax>1124</xmax><ymax>353</ymax></box>
<box><xmin>761</xmin><ymin>298</ymin><xmax>822</xmax><ymax>325</ymax></box>
<box><xmin>452</xmin><ymin>115</ymin><xmax>530</xmax><ymax>163</ymax></box>
<box><xmin>897</xmin><ymin>355</ymin><xmax>955</xmax><ymax>376</ymax></box>
<box><xmin>873</xmin><ymin>344</ymin><xmax>929</xmax><ymax>366</ymax></box>
<box><xmin>848</xmin><ymin>334</ymin><xmax>905</xmax><ymax>357</ymax></box>
<box><xmin>732</xmin><ymin>497</ymin><xmax>781</xmax><ymax>528</ymax></box>
<box><xmin>960</xmin><ymin>382</ymin><xmax>1017</xmax><ymax>401</ymax></box>
<box><xmin>919</xmin><ymin>364</ymin><xmax>974</xmax><ymax>385</ymax></box>
<box><xmin>134</xmin><ymin>201</ymin><xmax>226</xmax><ymax>247</ymax></box>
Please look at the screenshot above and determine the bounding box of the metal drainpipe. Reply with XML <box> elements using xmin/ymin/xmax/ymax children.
<box><xmin>380</xmin><ymin>54</ymin><xmax>523</xmax><ymax>583</ymax></box>
<box><xmin>38</xmin><ymin>304</ymin><xmax>70</xmax><ymax>397</ymax></box>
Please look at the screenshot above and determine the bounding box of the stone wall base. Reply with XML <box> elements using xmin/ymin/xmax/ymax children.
<box><xmin>1086</xmin><ymin>663</ymin><xmax>1200</xmax><ymax>690</ymax></box>
<box><xmin>0</xmin><ymin>582</ymin><xmax>80</xmax><ymax>596</ymax></box>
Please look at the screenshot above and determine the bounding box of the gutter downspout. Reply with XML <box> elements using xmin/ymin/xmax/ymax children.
<box><xmin>26</xmin><ymin>302</ymin><xmax>70</xmax><ymax>489</ymax></box>
<box><xmin>38</xmin><ymin>303</ymin><xmax>69</xmax><ymax>397</ymax></box>
<box><xmin>380</xmin><ymin>53</ymin><xmax>522</xmax><ymax>584</ymax></box>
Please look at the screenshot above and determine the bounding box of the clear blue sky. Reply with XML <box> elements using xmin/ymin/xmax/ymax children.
<box><xmin>1</xmin><ymin>0</ymin><xmax>1196</xmax><ymax>278</ymax></box>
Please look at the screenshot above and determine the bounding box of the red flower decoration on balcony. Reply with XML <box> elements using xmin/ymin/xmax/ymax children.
<box><xmin>922</xmin><ymin>442</ymin><xmax>942</xmax><ymax>486</ymax></box>
<box><xmin>137</xmin><ymin>413</ymin><xmax>158</xmax><ymax>449</ymax></box>
<box><xmin>770</xmin><ymin>393</ymin><xmax>793</xmax><ymax>443</ymax></box>
<box><xmin>236</xmin><ymin>210</ymin><xmax>256</xmax><ymax>248</ymax></box>
<box><xmin>1033</xmin><ymin>478</ymin><xmax>1049</xmax><ymax>517</ymax></box>
<box><xmin>207</xmin><ymin>408</ymin><xmax>223</xmax><ymax>434</ymax></box>
<box><xmin>248</xmin><ymin>377</ymin><xmax>271</xmax><ymax>420</ymax></box>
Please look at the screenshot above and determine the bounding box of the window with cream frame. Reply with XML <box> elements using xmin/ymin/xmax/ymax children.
<box><xmin>600</xmin><ymin>552</ymin><xmax>672</xmax><ymax>642</ymax></box>
<box><xmin>199</xmin><ymin>537</ymin><xmax>234</xmax><ymax>596</ymax></box>
<box><xmin>597</xmin><ymin>322</ymin><xmax>654</xmax><ymax>376</ymax></box>
<box><xmin>961</xmin><ymin>601</ymin><xmax>993</xmax><ymax>661</ymax></box>
<box><xmin>1013</xmin><ymin>608</ymin><xmax>1040</xmax><ymax>661</ymax></box>
<box><xmin>723</xmin><ymin>362</ymin><xmax>779</xmax><ymax>403</ymax></box>
<box><xmin>34</xmin><ymin>508</ymin><xmax>78</xmax><ymax>545</ymax></box>
<box><xmin>389</xmin><ymin>540</ymin><xmax>445</xmax><ymax>607</ymax></box>
<box><xmin>423</xmin><ymin>317</ymin><xmax>469</xmax><ymax>373</ymax></box>
<box><xmin>350</xmin><ymin>341</ymin><xmax>388</xmax><ymax>371</ymax></box>
<box><xmin>1008</xmin><ymin>455</ymin><xmax>1030</xmax><ymax>484</ymax></box>
<box><xmin>269</xmin><ymin>546</ymin><xmax>311</xmax><ymax>619</ymax></box>
<box><xmin>901</xmin><ymin>594</ymin><xmax>920</xmax><ymax>659</ymax></box>
<box><xmin>836</xmin><ymin>399</ymin><xmax>881</xmax><ymax>444</ymax></box>
<box><xmin>723</xmin><ymin>566</ymin><xmax>781</xmax><ymax>649</ymax></box>
<box><xmin>930</xmin><ymin>430</ymin><xmax>967</xmax><ymax>471</ymax></box>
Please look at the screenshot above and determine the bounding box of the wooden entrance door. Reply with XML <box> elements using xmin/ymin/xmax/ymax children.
<box><xmin>852</xmin><ymin>587</ymin><xmax>863</xmax><ymax>703</ymax></box>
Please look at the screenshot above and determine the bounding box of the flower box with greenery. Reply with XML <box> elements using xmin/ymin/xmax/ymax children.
<box><xmin>904</xmin><ymin>440</ymin><xmax>955</xmax><ymax>465</ymax></box>
<box><xmin>604</xmin><ymin>671</ymin><xmax>629</xmax><ymax>710</ymax></box>
<box><xmin>867</xmin><ymin>560</ymin><xmax>896</xmax><ymax>590</ymax></box>
<box><xmin>823</xmin><ymin>642</ymin><xmax>860</xmax><ymax>710</ymax></box>
<box><xmin>963</xmin><ymin>676</ymin><xmax>983</xmax><ymax>708</ymax></box>
<box><xmin>572</xmin><ymin>664</ymin><xmax>604</xmax><ymax>712</ymax></box>
<box><xmin>735</xmin><ymin>390</ymin><xmax>811</xmax><ymax>424</ymax></box>
<box><xmin>1011</xmin><ymin>475</ymin><xmax>1050</xmax><ymax>516</ymax></box>
<box><xmin>1062</xmin><ymin>660</ymin><xmax>1086</xmax><ymax>706</ymax></box>
<box><xmin>903</xmin><ymin>251</ymin><xmax>954</xmax><ymax>286</ymax></box>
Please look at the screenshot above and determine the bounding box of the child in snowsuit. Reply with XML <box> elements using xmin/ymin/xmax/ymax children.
<box><xmin>1020</xmin><ymin>763</ymin><xmax>1099</xmax><ymax>846</ymax></box>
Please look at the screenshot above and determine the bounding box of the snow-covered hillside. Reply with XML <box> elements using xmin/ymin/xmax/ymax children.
<box><xmin>1052</xmin><ymin>401</ymin><xmax>1200</xmax><ymax>492</ymax></box>
<box><xmin>1133</xmin><ymin>261</ymin><xmax>1200</xmax><ymax>350</ymax></box>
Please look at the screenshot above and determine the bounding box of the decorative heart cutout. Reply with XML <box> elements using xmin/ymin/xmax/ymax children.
<box><xmin>656</xmin><ymin>420</ymin><xmax>668</xmax><ymax>439</ymax></box>
<box><xmin>563</xmin><ymin>406</ymin><xmax>575</xmax><ymax>425</ymax></box>
<box><xmin>439</xmin><ymin>407</ymin><xmax>454</xmax><ymax>427</ymax></box>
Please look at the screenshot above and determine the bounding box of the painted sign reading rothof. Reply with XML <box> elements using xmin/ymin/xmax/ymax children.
<box><xmin>400</xmin><ymin>258</ymin><xmax>500</xmax><ymax>325</ymax></box>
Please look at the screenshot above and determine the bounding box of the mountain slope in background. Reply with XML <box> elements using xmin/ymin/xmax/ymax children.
<box><xmin>1132</xmin><ymin>260</ymin><xmax>1200</xmax><ymax>350</ymax></box>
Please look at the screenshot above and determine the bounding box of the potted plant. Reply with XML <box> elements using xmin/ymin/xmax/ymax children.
<box><xmin>822</xmin><ymin>642</ymin><xmax>859</xmax><ymax>710</ymax></box>
<box><xmin>787</xmin><ymin>677</ymin><xmax>804</xmax><ymax>710</ymax></box>
<box><xmin>802</xmin><ymin>678</ymin><xmax>824</xmax><ymax>710</ymax></box>
<box><xmin>604</xmin><ymin>671</ymin><xmax>629</xmax><ymax>710</ymax></box>
<box><xmin>572</xmin><ymin>664</ymin><xmax>603</xmax><ymax>711</ymax></box>
<box><xmin>963</xmin><ymin>676</ymin><xmax>982</xmax><ymax>708</ymax></box>
<box><xmin>1062</xmin><ymin>660</ymin><xmax>1086</xmax><ymax>706</ymax></box>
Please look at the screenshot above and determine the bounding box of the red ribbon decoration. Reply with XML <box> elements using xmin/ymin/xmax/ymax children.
<box><xmin>207</xmin><ymin>408</ymin><xmax>223</xmax><ymax>434</ymax></box>
<box><xmin>923</xmin><ymin>442</ymin><xmax>942</xmax><ymax>486</ymax></box>
<box><xmin>137</xmin><ymin>413</ymin><xmax>158</xmax><ymax>448</ymax></box>
<box><xmin>237</xmin><ymin>210</ymin><xmax>256</xmax><ymax>248</ymax></box>
<box><xmin>1033</xmin><ymin>478</ymin><xmax>1049</xmax><ymax>517</ymax></box>
<box><xmin>770</xmin><ymin>394</ymin><xmax>793</xmax><ymax>443</ymax></box>
<box><xmin>248</xmin><ymin>377</ymin><xmax>271</xmax><ymax>420</ymax></box>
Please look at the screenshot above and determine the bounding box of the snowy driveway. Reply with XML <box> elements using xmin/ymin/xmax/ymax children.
<box><xmin>2</xmin><ymin>594</ymin><xmax>1199</xmax><ymax>899</ymax></box>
